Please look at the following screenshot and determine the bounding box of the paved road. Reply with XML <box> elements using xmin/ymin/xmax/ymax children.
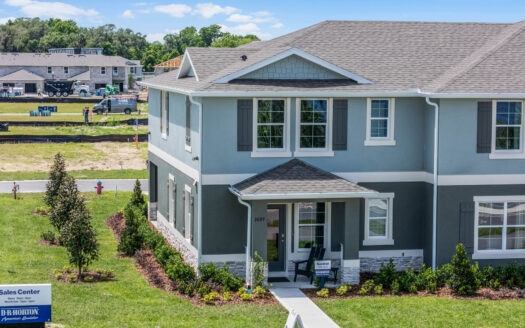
<box><xmin>0</xmin><ymin>179</ymin><xmax>148</xmax><ymax>194</ymax></box>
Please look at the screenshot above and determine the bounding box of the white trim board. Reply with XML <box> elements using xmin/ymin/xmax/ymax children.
<box><xmin>176</xmin><ymin>51</ymin><xmax>199</xmax><ymax>81</ymax></box>
<box><xmin>358</xmin><ymin>249</ymin><xmax>423</xmax><ymax>258</ymax></box>
<box><xmin>213</xmin><ymin>48</ymin><xmax>374</xmax><ymax>84</ymax></box>
<box><xmin>148</xmin><ymin>143</ymin><xmax>199</xmax><ymax>181</ymax></box>
<box><xmin>201</xmin><ymin>253</ymin><xmax>245</xmax><ymax>262</ymax></box>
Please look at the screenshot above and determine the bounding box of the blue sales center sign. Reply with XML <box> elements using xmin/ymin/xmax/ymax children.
<box><xmin>0</xmin><ymin>284</ymin><xmax>51</xmax><ymax>325</ymax></box>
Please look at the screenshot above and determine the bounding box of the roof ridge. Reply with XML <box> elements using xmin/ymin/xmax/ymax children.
<box><xmin>262</xmin><ymin>21</ymin><xmax>330</xmax><ymax>47</ymax></box>
<box><xmin>424</xmin><ymin>20</ymin><xmax>525</xmax><ymax>93</ymax></box>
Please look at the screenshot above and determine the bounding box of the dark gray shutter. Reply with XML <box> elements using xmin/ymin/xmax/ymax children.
<box><xmin>173</xmin><ymin>182</ymin><xmax>177</xmax><ymax>227</ymax></box>
<box><xmin>185</xmin><ymin>96</ymin><xmax>191</xmax><ymax>146</ymax></box>
<box><xmin>190</xmin><ymin>195</ymin><xmax>195</xmax><ymax>242</ymax></box>
<box><xmin>332</xmin><ymin>99</ymin><xmax>348</xmax><ymax>150</ymax></box>
<box><xmin>477</xmin><ymin>101</ymin><xmax>492</xmax><ymax>153</ymax></box>
<box><xmin>237</xmin><ymin>99</ymin><xmax>253</xmax><ymax>151</ymax></box>
<box><xmin>331</xmin><ymin>202</ymin><xmax>345</xmax><ymax>251</ymax></box>
<box><xmin>459</xmin><ymin>201</ymin><xmax>475</xmax><ymax>255</ymax></box>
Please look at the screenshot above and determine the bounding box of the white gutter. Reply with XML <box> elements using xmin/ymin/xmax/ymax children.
<box><xmin>229</xmin><ymin>187</ymin><xmax>252</xmax><ymax>284</ymax></box>
<box><xmin>425</xmin><ymin>97</ymin><xmax>439</xmax><ymax>270</ymax></box>
<box><xmin>237</xmin><ymin>191</ymin><xmax>379</xmax><ymax>201</ymax></box>
<box><xmin>189</xmin><ymin>95</ymin><xmax>203</xmax><ymax>271</ymax></box>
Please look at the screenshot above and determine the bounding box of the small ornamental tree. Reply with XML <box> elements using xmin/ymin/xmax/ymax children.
<box><xmin>49</xmin><ymin>175</ymin><xmax>84</xmax><ymax>234</ymax></box>
<box><xmin>45</xmin><ymin>153</ymin><xmax>67</xmax><ymax>208</ymax></box>
<box><xmin>61</xmin><ymin>205</ymin><xmax>99</xmax><ymax>278</ymax></box>
<box><xmin>450</xmin><ymin>243</ymin><xmax>480</xmax><ymax>296</ymax></box>
<box><xmin>118</xmin><ymin>205</ymin><xmax>147</xmax><ymax>256</ymax></box>
<box><xmin>130</xmin><ymin>179</ymin><xmax>147</xmax><ymax>216</ymax></box>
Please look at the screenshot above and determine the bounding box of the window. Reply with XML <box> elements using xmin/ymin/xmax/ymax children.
<box><xmin>168</xmin><ymin>175</ymin><xmax>176</xmax><ymax>225</ymax></box>
<box><xmin>47</xmin><ymin>67</ymin><xmax>52</xmax><ymax>74</ymax></box>
<box><xmin>299</xmin><ymin>99</ymin><xmax>328</xmax><ymax>149</ymax></box>
<box><xmin>364</xmin><ymin>195</ymin><xmax>394</xmax><ymax>246</ymax></box>
<box><xmin>251</xmin><ymin>98</ymin><xmax>290</xmax><ymax>157</ymax></box>
<box><xmin>297</xmin><ymin>202</ymin><xmax>326</xmax><ymax>250</ymax></box>
<box><xmin>475</xmin><ymin>198</ymin><xmax>525</xmax><ymax>258</ymax></box>
<box><xmin>63</xmin><ymin>67</ymin><xmax>68</xmax><ymax>74</ymax></box>
<box><xmin>365</xmin><ymin>98</ymin><xmax>396</xmax><ymax>146</ymax></box>
<box><xmin>130</xmin><ymin>67</ymin><xmax>136</xmax><ymax>74</ymax></box>
<box><xmin>100</xmin><ymin>67</ymin><xmax>106</xmax><ymax>75</ymax></box>
<box><xmin>495</xmin><ymin>101</ymin><xmax>522</xmax><ymax>151</ymax></box>
<box><xmin>160</xmin><ymin>91</ymin><xmax>169</xmax><ymax>138</ymax></box>
<box><xmin>113</xmin><ymin>67</ymin><xmax>118</xmax><ymax>76</ymax></box>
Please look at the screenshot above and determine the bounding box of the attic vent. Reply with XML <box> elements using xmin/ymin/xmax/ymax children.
<box><xmin>240</xmin><ymin>55</ymin><xmax>247</xmax><ymax>61</ymax></box>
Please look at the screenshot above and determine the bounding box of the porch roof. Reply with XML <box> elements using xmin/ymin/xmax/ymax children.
<box><xmin>230</xmin><ymin>159</ymin><xmax>378</xmax><ymax>200</ymax></box>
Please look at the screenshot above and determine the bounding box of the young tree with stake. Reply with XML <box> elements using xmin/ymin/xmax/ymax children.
<box><xmin>45</xmin><ymin>153</ymin><xmax>67</xmax><ymax>209</ymax></box>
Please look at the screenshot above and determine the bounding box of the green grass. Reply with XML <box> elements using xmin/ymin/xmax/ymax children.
<box><xmin>0</xmin><ymin>125</ymin><xmax>148</xmax><ymax>136</ymax></box>
<box><xmin>0</xmin><ymin>102</ymin><xmax>148</xmax><ymax>114</ymax></box>
<box><xmin>0</xmin><ymin>193</ymin><xmax>287</xmax><ymax>328</ymax></box>
<box><xmin>0</xmin><ymin>114</ymin><xmax>148</xmax><ymax>122</ymax></box>
<box><xmin>0</xmin><ymin>169</ymin><xmax>148</xmax><ymax>181</ymax></box>
<box><xmin>316</xmin><ymin>297</ymin><xmax>525</xmax><ymax>328</ymax></box>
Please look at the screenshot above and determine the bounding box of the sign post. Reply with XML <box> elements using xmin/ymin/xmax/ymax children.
<box><xmin>0</xmin><ymin>284</ymin><xmax>51</xmax><ymax>327</ymax></box>
<box><xmin>314</xmin><ymin>260</ymin><xmax>331</xmax><ymax>289</ymax></box>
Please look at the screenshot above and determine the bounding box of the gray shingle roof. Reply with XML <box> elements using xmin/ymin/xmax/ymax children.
<box><xmin>0</xmin><ymin>69</ymin><xmax>44</xmax><ymax>81</ymax></box>
<box><xmin>232</xmin><ymin>159</ymin><xmax>376</xmax><ymax>199</ymax></box>
<box><xmin>0</xmin><ymin>53</ymin><xmax>140</xmax><ymax>67</ymax></box>
<box><xmin>144</xmin><ymin>20</ymin><xmax>525</xmax><ymax>94</ymax></box>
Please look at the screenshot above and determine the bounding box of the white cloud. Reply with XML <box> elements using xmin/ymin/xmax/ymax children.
<box><xmin>221</xmin><ymin>23</ymin><xmax>271</xmax><ymax>39</ymax></box>
<box><xmin>271</xmin><ymin>22</ymin><xmax>283</xmax><ymax>28</ymax></box>
<box><xmin>146</xmin><ymin>33</ymin><xmax>166</xmax><ymax>43</ymax></box>
<box><xmin>0</xmin><ymin>17</ymin><xmax>16</xmax><ymax>24</ymax></box>
<box><xmin>193</xmin><ymin>2</ymin><xmax>237</xmax><ymax>19</ymax></box>
<box><xmin>227</xmin><ymin>13</ymin><xmax>275</xmax><ymax>23</ymax></box>
<box><xmin>121</xmin><ymin>9</ymin><xmax>135</xmax><ymax>19</ymax></box>
<box><xmin>137</xmin><ymin>9</ymin><xmax>151</xmax><ymax>14</ymax></box>
<box><xmin>5</xmin><ymin>0</ymin><xmax>98</xmax><ymax>19</ymax></box>
<box><xmin>132</xmin><ymin>2</ymin><xmax>148</xmax><ymax>6</ymax></box>
<box><xmin>154</xmin><ymin>3</ymin><xmax>192</xmax><ymax>18</ymax></box>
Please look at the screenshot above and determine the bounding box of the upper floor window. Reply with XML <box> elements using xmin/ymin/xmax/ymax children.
<box><xmin>251</xmin><ymin>98</ymin><xmax>290</xmax><ymax>157</ymax></box>
<box><xmin>294</xmin><ymin>98</ymin><xmax>334</xmax><ymax>157</ymax></box>
<box><xmin>296</xmin><ymin>202</ymin><xmax>326</xmax><ymax>251</ymax></box>
<box><xmin>364</xmin><ymin>194</ymin><xmax>394</xmax><ymax>246</ymax></box>
<box><xmin>495</xmin><ymin>101</ymin><xmax>522</xmax><ymax>152</ymax></box>
<box><xmin>101</xmin><ymin>67</ymin><xmax>106</xmax><ymax>75</ymax></box>
<box><xmin>474</xmin><ymin>196</ymin><xmax>525</xmax><ymax>258</ymax></box>
<box><xmin>113</xmin><ymin>67</ymin><xmax>118</xmax><ymax>76</ymax></box>
<box><xmin>365</xmin><ymin>98</ymin><xmax>396</xmax><ymax>146</ymax></box>
<box><xmin>63</xmin><ymin>67</ymin><xmax>68</xmax><ymax>74</ymax></box>
<box><xmin>47</xmin><ymin>67</ymin><xmax>52</xmax><ymax>74</ymax></box>
<box><xmin>160</xmin><ymin>91</ymin><xmax>169</xmax><ymax>139</ymax></box>
<box><xmin>130</xmin><ymin>67</ymin><xmax>136</xmax><ymax>74</ymax></box>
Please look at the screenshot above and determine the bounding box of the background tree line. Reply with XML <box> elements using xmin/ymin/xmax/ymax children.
<box><xmin>0</xmin><ymin>18</ymin><xmax>259</xmax><ymax>71</ymax></box>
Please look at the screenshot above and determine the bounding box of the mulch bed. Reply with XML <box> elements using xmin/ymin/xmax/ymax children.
<box><xmin>32</xmin><ymin>210</ymin><xmax>49</xmax><ymax>216</ymax></box>
<box><xmin>39</xmin><ymin>239</ymin><xmax>59</xmax><ymax>247</ymax></box>
<box><xmin>55</xmin><ymin>270</ymin><xmax>115</xmax><ymax>284</ymax></box>
<box><xmin>302</xmin><ymin>285</ymin><xmax>525</xmax><ymax>301</ymax></box>
<box><xmin>106</xmin><ymin>212</ymin><xmax>278</xmax><ymax>306</ymax></box>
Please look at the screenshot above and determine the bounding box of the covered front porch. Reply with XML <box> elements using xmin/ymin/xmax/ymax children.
<box><xmin>229</xmin><ymin>159</ymin><xmax>380</xmax><ymax>286</ymax></box>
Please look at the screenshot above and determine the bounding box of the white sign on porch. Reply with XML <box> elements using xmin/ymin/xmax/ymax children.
<box><xmin>314</xmin><ymin>260</ymin><xmax>331</xmax><ymax>278</ymax></box>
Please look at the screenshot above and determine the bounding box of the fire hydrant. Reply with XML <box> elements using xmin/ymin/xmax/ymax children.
<box><xmin>95</xmin><ymin>181</ymin><xmax>103</xmax><ymax>195</ymax></box>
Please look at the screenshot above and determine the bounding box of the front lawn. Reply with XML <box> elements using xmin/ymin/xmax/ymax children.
<box><xmin>0</xmin><ymin>102</ymin><xmax>148</xmax><ymax>114</ymax></box>
<box><xmin>0</xmin><ymin>125</ymin><xmax>148</xmax><ymax>136</ymax></box>
<box><xmin>0</xmin><ymin>169</ymin><xmax>148</xmax><ymax>181</ymax></box>
<box><xmin>0</xmin><ymin>114</ymin><xmax>148</xmax><ymax>122</ymax></box>
<box><xmin>0</xmin><ymin>193</ymin><xmax>287</xmax><ymax>328</ymax></box>
<box><xmin>316</xmin><ymin>296</ymin><xmax>525</xmax><ymax>327</ymax></box>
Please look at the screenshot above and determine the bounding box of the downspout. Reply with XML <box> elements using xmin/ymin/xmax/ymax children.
<box><xmin>189</xmin><ymin>95</ymin><xmax>203</xmax><ymax>270</ymax></box>
<box><xmin>425</xmin><ymin>97</ymin><xmax>439</xmax><ymax>270</ymax></box>
<box><xmin>229</xmin><ymin>187</ymin><xmax>252</xmax><ymax>285</ymax></box>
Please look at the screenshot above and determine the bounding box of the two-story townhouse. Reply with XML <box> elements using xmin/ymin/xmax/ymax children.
<box><xmin>0</xmin><ymin>53</ymin><xmax>142</xmax><ymax>93</ymax></box>
<box><xmin>141</xmin><ymin>20</ymin><xmax>525</xmax><ymax>284</ymax></box>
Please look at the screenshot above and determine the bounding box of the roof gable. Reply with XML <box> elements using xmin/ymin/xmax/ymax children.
<box><xmin>0</xmin><ymin>69</ymin><xmax>44</xmax><ymax>81</ymax></box>
<box><xmin>213</xmin><ymin>48</ymin><xmax>373</xmax><ymax>84</ymax></box>
<box><xmin>176</xmin><ymin>51</ymin><xmax>199</xmax><ymax>81</ymax></box>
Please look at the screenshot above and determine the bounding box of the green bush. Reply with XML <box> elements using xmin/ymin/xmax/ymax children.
<box><xmin>418</xmin><ymin>265</ymin><xmax>438</xmax><ymax>293</ymax></box>
<box><xmin>408</xmin><ymin>284</ymin><xmax>418</xmax><ymax>294</ymax></box>
<box><xmin>240</xmin><ymin>293</ymin><xmax>253</xmax><ymax>301</ymax></box>
<box><xmin>177</xmin><ymin>281</ymin><xmax>187</xmax><ymax>294</ymax></box>
<box><xmin>489</xmin><ymin>279</ymin><xmax>501</xmax><ymax>291</ymax></box>
<box><xmin>153</xmin><ymin>244</ymin><xmax>180</xmax><ymax>267</ymax></box>
<box><xmin>252</xmin><ymin>251</ymin><xmax>266</xmax><ymax>287</ymax></box>
<box><xmin>198</xmin><ymin>285</ymin><xmax>212</xmax><ymax>298</ymax></box>
<box><xmin>390</xmin><ymin>280</ymin><xmax>400</xmax><ymax>295</ymax></box>
<box><xmin>198</xmin><ymin>263</ymin><xmax>218</xmax><ymax>282</ymax></box>
<box><xmin>316</xmin><ymin>288</ymin><xmax>329</xmax><ymax>298</ymax></box>
<box><xmin>187</xmin><ymin>284</ymin><xmax>195</xmax><ymax>297</ymax></box>
<box><xmin>374</xmin><ymin>284</ymin><xmax>383</xmax><ymax>295</ymax></box>
<box><xmin>375</xmin><ymin>258</ymin><xmax>397</xmax><ymax>288</ymax></box>
<box><xmin>436</xmin><ymin>263</ymin><xmax>453</xmax><ymax>287</ymax></box>
<box><xmin>358</xmin><ymin>280</ymin><xmax>375</xmax><ymax>296</ymax></box>
<box><xmin>398</xmin><ymin>269</ymin><xmax>418</xmax><ymax>292</ymax></box>
<box><xmin>223</xmin><ymin>291</ymin><xmax>232</xmax><ymax>301</ymax></box>
<box><xmin>236</xmin><ymin>287</ymin><xmax>247</xmax><ymax>296</ymax></box>
<box><xmin>254</xmin><ymin>285</ymin><xmax>266</xmax><ymax>297</ymax></box>
<box><xmin>202</xmin><ymin>291</ymin><xmax>220</xmax><ymax>304</ymax></box>
<box><xmin>54</xmin><ymin>272</ymin><xmax>63</xmax><ymax>280</ymax></box>
<box><xmin>68</xmin><ymin>273</ymin><xmax>77</xmax><ymax>283</ymax></box>
<box><xmin>41</xmin><ymin>231</ymin><xmax>56</xmax><ymax>243</ymax></box>
<box><xmin>212</xmin><ymin>264</ymin><xmax>243</xmax><ymax>291</ymax></box>
<box><xmin>336</xmin><ymin>284</ymin><xmax>349</xmax><ymax>296</ymax></box>
<box><xmin>83</xmin><ymin>275</ymin><xmax>94</xmax><ymax>282</ymax></box>
<box><xmin>450</xmin><ymin>244</ymin><xmax>480</xmax><ymax>296</ymax></box>
<box><xmin>118</xmin><ymin>205</ymin><xmax>147</xmax><ymax>256</ymax></box>
<box><xmin>165</xmin><ymin>257</ymin><xmax>195</xmax><ymax>283</ymax></box>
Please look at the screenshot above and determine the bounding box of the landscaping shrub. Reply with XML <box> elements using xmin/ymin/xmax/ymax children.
<box><xmin>236</xmin><ymin>287</ymin><xmax>247</xmax><ymax>296</ymax></box>
<box><xmin>130</xmin><ymin>179</ymin><xmax>147</xmax><ymax>217</ymax></box>
<box><xmin>118</xmin><ymin>205</ymin><xmax>147</xmax><ymax>256</ymax></box>
<box><xmin>436</xmin><ymin>263</ymin><xmax>453</xmax><ymax>287</ymax></box>
<box><xmin>450</xmin><ymin>244</ymin><xmax>480</xmax><ymax>296</ymax></box>
<box><xmin>202</xmin><ymin>291</ymin><xmax>220</xmax><ymax>304</ymax></box>
<box><xmin>489</xmin><ymin>279</ymin><xmax>501</xmax><ymax>291</ymax></box>
<box><xmin>254</xmin><ymin>286</ymin><xmax>266</xmax><ymax>297</ymax></box>
<box><xmin>84</xmin><ymin>276</ymin><xmax>94</xmax><ymax>282</ymax></box>
<box><xmin>223</xmin><ymin>291</ymin><xmax>232</xmax><ymax>301</ymax></box>
<box><xmin>398</xmin><ymin>269</ymin><xmax>418</xmax><ymax>292</ymax></box>
<box><xmin>166</xmin><ymin>257</ymin><xmax>195</xmax><ymax>283</ymax></box>
<box><xmin>45</xmin><ymin>153</ymin><xmax>67</xmax><ymax>209</ymax></box>
<box><xmin>336</xmin><ymin>284</ymin><xmax>349</xmax><ymax>296</ymax></box>
<box><xmin>408</xmin><ymin>284</ymin><xmax>418</xmax><ymax>294</ymax></box>
<box><xmin>390</xmin><ymin>280</ymin><xmax>400</xmax><ymax>295</ymax></box>
<box><xmin>198</xmin><ymin>285</ymin><xmax>212</xmax><ymax>298</ymax></box>
<box><xmin>418</xmin><ymin>265</ymin><xmax>438</xmax><ymax>293</ymax></box>
<box><xmin>153</xmin><ymin>244</ymin><xmax>180</xmax><ymax>267</ymax></box>
<box><xmin>198</xmin><ymin>263</ymin><xmax>218</xmax><ymax>282</ymax></box>
<box><xmin>240</xmin><ymin>293</ymin><xmax>253</xmax><ymax>301</ymax></box>
<box><xmin>374</xmin><ymin>284</ymin><xmax>383</xmax><ymax>295</ymax></box>
<box><xmin>68</xmin><ymin>273</ymin><xmax>77</xmax><ymax>283</ymax></box>
<box><xmin>187</xmin><ymin>284</ymin><xmax>195</xmax><ymax>297</ymax></box>
<box><xmin>212</xmin><ymin>264</ymin><xmax>243</xmax><ymax>291</ymax></box>
<box><xmin>316</xmin><ymin>288</ymin><xmax>329</xmax><ymax>298</ymax></box>
<box><xmin>177</xmin><ymin>281</ymin><xmax>188</xmax><ymax>294</ymax></box>
<box><xmin>252</xmin><ymin>251</ymin><xmax>266</xmax><ymax>287</ymax></box>
<box><xmin>375</xmin><ymin>258</ymin><xmax>397</xmax><ymax>288</ymax></box>
<box><xmin>41</xmin><ymin>231</ymin><xmax>56</xmax><ymax>243</ymax></box>
<box><xmin>358</xmin><ymin>280</ymin><xmax>375</xmax><ymax>296</ymax></box>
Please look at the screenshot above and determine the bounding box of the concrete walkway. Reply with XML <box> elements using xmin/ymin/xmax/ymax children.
<box><xmin>0</xmin><ymin>179</ymin><xmax>148</xmax><ymax>194</ymax></box>
<box><xmin>270</xmin><ymin>288</ymin><xmax>339</xmax><ymax>328</ymax></box>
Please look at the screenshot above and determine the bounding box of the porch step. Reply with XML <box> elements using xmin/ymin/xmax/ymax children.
<box><xmin>270</xmin><ymin>288</ymin><xmax>339</xmax><ymax>328</ymax></box>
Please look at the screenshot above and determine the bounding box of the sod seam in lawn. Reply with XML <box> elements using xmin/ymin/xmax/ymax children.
<box><xmin>0</xmin><ymin>193</ymin><xmax>287</xmax><ymax>328</ymax></box>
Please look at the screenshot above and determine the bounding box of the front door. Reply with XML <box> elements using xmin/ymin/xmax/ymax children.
<box><xmin>267</xmin><ymin>205</ymin><xmax>286</xmax><ymax>271</ymax></box>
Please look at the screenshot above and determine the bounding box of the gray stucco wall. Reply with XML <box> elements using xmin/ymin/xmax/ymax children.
<box><xmin>202</xmin><ymin>97</ymin><xmax>427</xmax><ymax>174</ymax></box>
<box><xmin>148</xmin><ymin>89</ymin><xmax>200</xmax><ymax>170</ymax></box>
<box><xmin>240</xmin><ymin>55</ymin><xmax>346</xmax><ymax>80</ymax></box>
<box><xmin>149</xmin><ymin>152</ymin><xmax>199</xmax><ymax>248</ymax></box>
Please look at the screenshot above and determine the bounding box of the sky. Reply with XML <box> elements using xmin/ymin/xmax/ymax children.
<box><xmin>1</xmin><ymin>0</ymin><xmax>525</xmax><ymax>43</ymax></box>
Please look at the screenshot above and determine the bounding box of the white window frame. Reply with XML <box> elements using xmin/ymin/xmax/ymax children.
<box><xmin>473</xmin><ymin>195</ymin><xmax>525</xmax><ymax>259</ymax></box>
<box><xmin>160</xmin><ymin>90</ymin><xmax>168</xmax><ymax>139</ymax></box>
<box><xmin>168</xmin><ymin>174</ymin><xmax>175</xmax><ymax>224</ymax></box>
<box><xmin>63</xmin><ymin>67</ymin><xmax>68</xmax><ymax>74</ymax></box>
<box><xmin>294</xmin><ymin>98</ymin><xmax>334</xmax><ymax>157</ymax></box>
<box><xmin>489</xmin><ymin>100</ymin><xmax>524</xmax><ymax>159</ymax></box>
<box><xmin>47</xmin><ymin>67</ymin><xmax>52</xmax><ymax>74</ymax></box>
<box><xmin>363</xmin><ymin>193</ymin><xmax>394</xmax><ymax>246</ymax></box>
<box><xmin>251</xmin><ymin>97</ymin><xmax>291</xmax><ymax>158</ymax></box>
<box><xmin>365</xmin><ymin>98</ymin><xmax>396</xmax><ymax>146</ymax></box>
<box><xmin>101</xmin><ymin>67</ymin><xmax>106</xmax><ymax>75</ymax></box>
<box><xmin>294</xmin><ymin>201</ymin><xmax>330</xmax><ymax>252</ymax></box>
<box><xmin>184</xmin><ymin>184</ymin><xmax>192</xmax><ymax>241</ymax></box>
<box><xmin>113</xmin><ymin>67</ymin><xmax>118</xmax><ymax>76</ymax></box>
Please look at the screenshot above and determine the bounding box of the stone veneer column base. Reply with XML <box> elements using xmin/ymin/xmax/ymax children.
<box><xmin>148</xmin><ymin>202</ymin><xmax>157</xmax><ymax>221</ymax></box>
<box><xmin>341</xmin><ymin>259</ymin><xmax>360</xmax><ymax>284</ymax></box>
<box><xmin>152</xmin><ymin>212</ymin><xmax>198</xmax><ymax>268</ymax></box>
<box><xmin>360</xmin><ymin>256</ymin><xmax>423</xmax><ymax>273</ymax></box>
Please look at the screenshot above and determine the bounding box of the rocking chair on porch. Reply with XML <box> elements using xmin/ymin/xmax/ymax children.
<box><xmin>293</xmin><ymin>244</ymin><xmax>325</xmax><ymax>283</ymax></box>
